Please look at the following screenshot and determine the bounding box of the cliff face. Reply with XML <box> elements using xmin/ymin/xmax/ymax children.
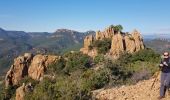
<box><xmin>5</xmin><ymin>53</ymin><xmax>60</xmax><ymax>88</ymax></box>
<box><xmin>80</xmin><ymin>26</ymin><xmax>145</xmax><ymax>58</ymax></box>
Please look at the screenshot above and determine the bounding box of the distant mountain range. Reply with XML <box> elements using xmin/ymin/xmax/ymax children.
<box><xmin>143</xmin><ymin>34</ymin><xmax>170</xmax><ymax>41</ymax></box>
<box><xmin>0</xmin><ymin>28</ymin><xmax>95</xmax><ymax>74</ymax></box>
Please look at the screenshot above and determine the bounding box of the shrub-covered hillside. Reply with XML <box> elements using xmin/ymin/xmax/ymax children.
<box><xmin>0</xmin><ymin>48</ymin><xmax>160</xmax><ymax>100</ymax></box>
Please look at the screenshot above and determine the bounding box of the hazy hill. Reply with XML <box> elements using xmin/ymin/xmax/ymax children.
<box><xmin>0</xmin><ymin>28</ymin><xmax>95</xmax><ymax>74</ymax></box>
<box><xmin>145</xmin><ymin>39</ymin><xmax>170</xmax><ymax>53</ymax></box>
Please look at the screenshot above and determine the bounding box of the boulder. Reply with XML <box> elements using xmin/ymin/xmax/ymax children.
<box><xmin>28</xmin><ymin>55</ymin><xmax>60</xmax><ymax>80</ymax></box>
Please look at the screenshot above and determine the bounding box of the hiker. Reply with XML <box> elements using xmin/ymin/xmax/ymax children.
<box><xmin>158</xmin><ymin>51</ymin><xmax>170</xmax><ymax>99</ymax></box>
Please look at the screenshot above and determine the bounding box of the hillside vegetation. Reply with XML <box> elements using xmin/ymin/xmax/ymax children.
<box><xmin>0</xmin><ymin>48</ymin><xmax>160</xmax><ymax>100</ymax></box>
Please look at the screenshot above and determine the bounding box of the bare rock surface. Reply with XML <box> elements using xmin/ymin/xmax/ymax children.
<box><xmin>93</xmin><ymin>73</ymin><xmax>170</xmax><ymax>100</ymax></box>
<box><xmin>28</xmin><ymin>55</ymin><xmax>60</xmax><ymax>80</ymax></box>
<box><xmin>5</xmin><ymin>53</ymin><xmax>33</xmax><ymax>87</ymax></box>
<box><xmin>5</xmin><ymin>53</ymin><xmax>60</xmax><ymax>87</ymax></box>
<box><xmin>80</xmin><ymin>26</ymin><xmax>145</xmax><ymax>58</ymax></box>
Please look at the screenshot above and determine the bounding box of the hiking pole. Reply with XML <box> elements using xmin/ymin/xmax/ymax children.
<box><xmin>151</xmin><ymin>71</ymin><xmax>160</xmax><ymax>90</ymax></box>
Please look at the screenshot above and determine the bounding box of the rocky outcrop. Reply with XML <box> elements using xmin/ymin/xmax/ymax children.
<box><xmin>109</xmin><ymin>30</ymin><xmax>145</xmax><ymax>58</ymax></box>
<box><xmin>15</xmin><ymin>83</ymin><xmax>33</xmax><ymax>100</ymax></box>
<box><xmin>28</xmin><ymin>55</ymin><xmax>60</xmax><ymax>80</ymax></box>
<box><xmin>96</xmin><ymin>26</ymin><xmax>114</xmax><ymax>40</ymax></box>
<box><xmin>83</xmin><ymin>35</ymin><xmax>94</xmax><ymax>49</ymax></box>
<box><xmin>93</xmin><ymin>73</ymin><xmax>170</xmax><ymax>100</ymax></box>
<box><xmin>132</xmin><ymin>29</ymin><xmax>145</xmax><ymax>51</ymax></box>
<box><xmin>5</xmin><ymin>53</ymin><xmax>33</xmax><ymax>87</ymax></box>
<box><xmin>80</xmin><ymin>26</ymin><xmax>145</xmax><ymax>58</ymax></box>
<box><xmin>80</xmin><ymin>35</ymin><xmax>97</xmax><ymax>57</ymax></box>
<box><xmin>5</xmin><ymin>53</ymin><xmax>60</xmax><ymax>87</ymax></box>
<box><xmin>124</xmin><ymin>34</ymin><xmax>136</xmax><ymax>53</ymax></box>
<box><xmin>110</xmin><ymin>33</ymin><xmax>124</xmax><ymax>58</ymax></box>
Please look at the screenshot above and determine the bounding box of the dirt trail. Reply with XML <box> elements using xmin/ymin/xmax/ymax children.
<box><xmin>93</xmin><ymin>74</ymin><xmax>170</xmax><ymax>100</ymax></box>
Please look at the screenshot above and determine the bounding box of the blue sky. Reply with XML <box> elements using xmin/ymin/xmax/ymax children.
<box><xmin>0</xmin><ymin>0</ymin><xmax>170</xmax><ymax>34</ymax></box>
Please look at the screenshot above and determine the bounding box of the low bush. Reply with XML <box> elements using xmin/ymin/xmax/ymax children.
<box><xmin>89</xmin><ymin>38</ymin><xmax>112</xmax><ymax>54</ymax></box>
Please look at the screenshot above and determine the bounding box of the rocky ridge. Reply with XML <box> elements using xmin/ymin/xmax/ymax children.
<box><xmin>80</xmin><ymin>26</ymin><xmax>145</xmax><ymax>58</ymax></box>
<box><xmin>5</xmin><ymin>53</ymin><xmax>60</xmax><ymax>88</ymax></box>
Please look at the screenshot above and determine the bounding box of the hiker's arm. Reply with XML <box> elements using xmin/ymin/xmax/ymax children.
<box><xmin>159</xmin><ymin>59</ymin><xmax>163</xmax><ymax>68</ymax></box>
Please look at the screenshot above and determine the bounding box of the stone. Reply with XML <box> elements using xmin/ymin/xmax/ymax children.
<box><xmin>28</xmin><ymin>55</ymin><xmax>60</xmax><ymax>80</ymax></box>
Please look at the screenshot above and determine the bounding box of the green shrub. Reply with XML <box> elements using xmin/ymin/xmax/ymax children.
<box><xmin>0</xmin><ymin>85</ymin><xmax>17</xmax><ymax>100</ymax></box>
<box><xmin>94</xmin><ymin>54</ymin><xmax>104</xmax><ymax>64</ymax></box>
<box><xmin>92</xmin><ymin>38</ymin><xmax>111</xmax><ymax>54</ymax></box>
<box><xmin>25</xmin><ymin>78</ymin><xmax>57</xmax><ymax>100</ymax></box>
<box><xmin>19</xmin><ymin>76</ymin><xmax>38</xmax><ymax>87</ymax></box>
<box><xmin>46</xmin><ymin>57</ymin><xmax>66</xmax><ymax>74</ymax></box>
<box><xmin>64</xmin><ymin>52</ymin><xmax>92</xmax><ymax>72</ymax></box>
<box><xmin>21</xmin><ymin>49</ymin><xmax>161</xmax><ymax>99</ymax></box>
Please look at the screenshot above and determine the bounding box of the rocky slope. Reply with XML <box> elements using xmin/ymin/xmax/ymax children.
<box><xmin>93</xmin><ymin>73</ymin><xmax>170</xmax><ymax>100</ymax></box>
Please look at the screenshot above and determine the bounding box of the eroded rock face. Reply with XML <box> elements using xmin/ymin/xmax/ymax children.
<box><xmin>96</xmin><ymin>27</ymin><xmax>114</xmax><ymax>40</ymax></box>
<box><xmin>109</xmin><ymin>31</ymin><xmax>144</xmax><ymax>58</ymax></box>
<box><xmin>80</xmin><ymin>35</ymin><xmax>98</xmax><ymax>57</ymax></box>
<box><xmin>5</xmin><ymin>53</ymin><xmax>33</xmax><ymax>87</ymax></box>
<box><xmin>124</xmin><ymin>34</ymin><xmax>136</xmax><ymax>53</ymax></box>
<box><xmin>28</xmin><ymin>55</ymin><xmax>60</xmax><ymax>80</ymax></box>
<box><xmin>80</xmin><ymin>27</ymin><xmax>144</xmax><ymax>59</ymax></box>
<box><xmin>83</xmin><ymin>35</ymin><xmax>94</xmax><ymax>49</ymax></box>
<box><xmin>80</xmin><ymin>26</ymin><xmax>145</xmax><ymax>59</ymax></box>
<box><xmin>131</xmin><ymin>30</ymin><xmax>145</xmax><ymax>51</ymax></box>
<box><xmin>110</xmin><ymin>33</ymin><xmax>124</xmax><ymax>58</ymax></box>
<box><xmin>5</xmin><ymin>53</ymin><xmax>60</xmax><ymax>87</ymax></box>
